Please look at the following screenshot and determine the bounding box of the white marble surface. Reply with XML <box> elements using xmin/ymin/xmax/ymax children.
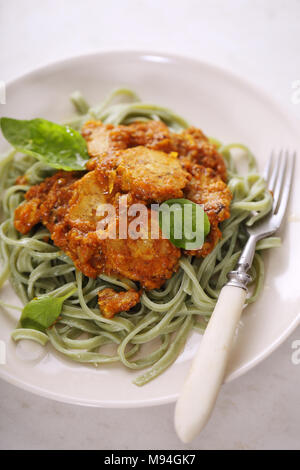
<box><xmin>0</xmin><ymin>0</ymin><xmax>300</xmax><ymax>450</ymax></box>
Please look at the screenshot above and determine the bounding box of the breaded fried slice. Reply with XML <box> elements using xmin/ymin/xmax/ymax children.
<box><xmin>14</xmin><ymin>169</ymin><xmax>180</xmax><ymax>292</ymax></box>
<box><xmin>101</xmin><ymin>211</ymin><xmax>181</xmax><ymax>290</ymax></box>
<box><xmin>112</xmin><ymin>146</ymin><xmax>190</xmax><ymax>203</ymax></box>
<box><xmin>182</xmin><ymin>161</ymin><xmax>232</xmax><ymax>256</ymax></box>
<box><xmin>82</xmin><ymin>121</ymin><xmax>131</xmax><ymax>170</ymax></box>
<box><xmin>66</xmin><ymin>170</ymin><xmax>109</xmax><ymax>229</ymax></box>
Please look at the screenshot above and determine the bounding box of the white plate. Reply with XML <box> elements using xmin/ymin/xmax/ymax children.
<box><xmin>0</xmin><ymin>51</ymin><xmax>299</xmax><ymax>408</ymax></box>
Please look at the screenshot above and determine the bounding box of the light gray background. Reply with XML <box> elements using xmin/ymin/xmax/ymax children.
<box><xmin>0</xmin><ymin>0</ymin><xmax>299</xmax><ymax>450</ymax></box>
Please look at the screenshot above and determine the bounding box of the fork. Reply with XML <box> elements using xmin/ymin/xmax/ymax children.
<box><xmin>174</xmin><ymin>150</ymin><xmax>295</xmax><ymax>443</ymax></box>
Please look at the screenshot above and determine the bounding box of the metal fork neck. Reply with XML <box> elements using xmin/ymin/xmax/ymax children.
<box><xmin>226</xmin><ymin>234</ymin><xmax>257</xmax><ymax>290</ymax></box>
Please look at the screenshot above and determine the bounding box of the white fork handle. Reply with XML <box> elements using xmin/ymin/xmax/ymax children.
<box><xmin>174</xmin><ymin>285</ymin><xmax>247</xmax><ymax>443</ymax></box>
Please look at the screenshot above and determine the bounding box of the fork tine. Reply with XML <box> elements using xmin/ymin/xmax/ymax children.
<box><xmin>268</xmin><ymin>149</ymin><xmax>282</xmax><ymax>192</ymax></box>
<box><xmin>275</xmin><ymin>151</ymin><xmax>295</xmax><ymax>224</ymax></box>
<box><xmin>273</xmin><ymin>151</ymin><xmax>288</xmax><ymax>213</ymax></box>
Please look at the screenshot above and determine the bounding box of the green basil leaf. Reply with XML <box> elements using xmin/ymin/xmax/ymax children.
<box><xmin>20</xmin><ymin>289</ymin><xmax>76</xmax><ymax>332</ymax></box>
<box><xmin>158</xmin><ymin>198</ymin><xmax>210</xmax><ymax>250</ymax></box>
<box><xmin>0</xmin><ymin>117</ymin><xmax>89</xmax><ymax>171</ymax></box>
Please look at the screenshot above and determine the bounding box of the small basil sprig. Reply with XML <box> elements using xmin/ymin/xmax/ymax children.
<box><xmin>19</xmin><ymin>288</ymin><xmax>77</xmax><ymax>332</ymax></box>
<box><xmin>0</xmin><ymin>117</ymin><xmax>89</xmax><ymax>171</ymax></box>
<box><xmin>158</xmin><ymin>198</ymin><xmax>210</xmax><ymax>250</ymax></box>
